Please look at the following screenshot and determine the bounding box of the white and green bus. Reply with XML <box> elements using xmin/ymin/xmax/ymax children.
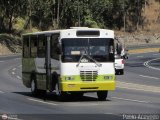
<box><xmin>22</xmin><ymin>27</ymin><xmax>115</xmax><ymax>100</ymax></box>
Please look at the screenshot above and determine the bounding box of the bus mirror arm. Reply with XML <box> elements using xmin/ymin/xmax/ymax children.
<box><xmin>56</xmin><ymin>44</ymin><xmax>62</xmax><ymax>54</ymax></box>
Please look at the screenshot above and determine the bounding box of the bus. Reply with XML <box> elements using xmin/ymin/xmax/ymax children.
<box><xmin>22</xmin><ymin>27</ymin><xmax>116</xmax><ymax>100</ymax></box>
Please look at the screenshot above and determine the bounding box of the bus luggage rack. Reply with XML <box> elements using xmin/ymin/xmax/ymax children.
<box><xmin>80</xmin><ymin>71</ymin><xmax>98</xmax><ymax>81</ymax></box>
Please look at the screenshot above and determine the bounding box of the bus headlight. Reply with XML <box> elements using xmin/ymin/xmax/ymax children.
<box><xmin>104</xmin><ymin>76</ymin><xmax>113</xmax><ymax>80</ymax></box>
<box><xmin>65</xmin><ymin>76</ymin><xmax>74</xmax><ymax>80</ymax></box>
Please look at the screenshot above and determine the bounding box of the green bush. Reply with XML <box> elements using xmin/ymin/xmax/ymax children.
<box><xmin>84</xmin><ymin>19</ymin><xmax>99</xmax><ymax>28</ymax></box>
<box><xmin>13</xmin><ymin>17</ymin><xmax>26</xmax><ymax>31</ymax></box>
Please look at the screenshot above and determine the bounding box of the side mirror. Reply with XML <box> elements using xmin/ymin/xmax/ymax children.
<box><xmin>122</xmin><ymin>55</ymin><xmax>128</xmax><ymax>59</ymax></box>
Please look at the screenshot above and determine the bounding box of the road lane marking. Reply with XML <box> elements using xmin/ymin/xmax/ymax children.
<box><xmin>14</xmin><ymin>58</ymin><xmax>21</xmax><ymax>60</ymax></box>
<box><xmin>64</xmin><ymin>102</ymin><xmax>99</xmax><ymax>106</ymax></box>
<box><xmin>103</xmin><ymin>113</ymin><xmax>121</xmax><ymax>117</ymax></box>
<box><xmin>0</xmin><ymin>91</ymin><xmax>4</xmax><ymax>93</ymax></box>
<box><xmin>16</xmin><ymin>76</ymin><xmax>21</xmax><ymax>80</ymax></box>
<box><xmin>0</xmin><ymin>61</ymin><xmax>4</xmax><ymax>63</ymax></box>
<box><xmin>139</xmin><ymin>75</ymin><xmax>159</xmax><ymax>80</ymax></box>
<box><xmin>137</xmin><ymin>56</ymin><xmax>143</xmax><ymax>58</ymax></box>
<box><xmin>117</xmin><ymin>81</ymin><xmax>160</xmax><ymax>93</ymax></box>
<box><xmin>144</xmin><ymin>58</ymin><xmax>160</xmax><ymax>71</ymax></box>
<box><xmin>111</xmin><ymin>97</ymin><xmax>149</xmax><ymax>103</ymax></box>
<box><xmin>117</xmin><ymin>85</ymin><xmax>160</xmax><ymax>93</ymax></box>
<box><xmin>12</xmin><ymin>72</ymin><xmax>15</xmax><ymax>75</ymax></box>
<box><xmin>12</xmin><ymin>68</ymin><xmax>16</xmax><ymax>71</ymax></box>
<box><xmin>28</xmin><ymin>98</ymin><xmax>57</xmax><ymax>106</ymax></box>
<box><xmin>153</xmin><ymin>54</ymin><xmax>159</xmax><ymax>56</ymax></box>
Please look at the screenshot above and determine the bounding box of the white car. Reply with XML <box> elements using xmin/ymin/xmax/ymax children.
<box><xmin>115</xmin><ymin>54</ymin><xmax>124</xmax><ymax>75</ymax></box>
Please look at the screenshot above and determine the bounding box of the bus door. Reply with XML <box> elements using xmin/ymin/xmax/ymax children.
<box><xmin>45</xmin><ymin>35</ymin><xmax>51</xmax><ymax>91</ymax></box>
<box><xmin>45</xmin><ymin>34</ymin><xmax>60</xmax><ymax>92</ymax></box>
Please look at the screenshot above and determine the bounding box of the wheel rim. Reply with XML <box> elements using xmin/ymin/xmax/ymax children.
<box><xmin>55</xmin><ymin>84</ymin><xmax>60</xmax><ymax>96</ymax></box>
<box><xmin>31</xmin><ymin>80</ymin><xmax>35</xmax><ymax>93</ymax></box>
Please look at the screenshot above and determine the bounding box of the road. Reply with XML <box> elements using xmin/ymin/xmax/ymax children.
<box><xmin>0</xmin><ymin>53</ymin><xmax>160</xmax><ymax>120</ymax></box>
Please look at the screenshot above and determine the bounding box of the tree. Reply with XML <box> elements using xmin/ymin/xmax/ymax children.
<box><xmin>0</xmin><ymin>0</ymin><xmax>148</xmax><ymax>33</ymax></box>
<box><xmin>0</xmin><ymin>0</ymin><xmax>27</xmax><ymax>33</ymax></box>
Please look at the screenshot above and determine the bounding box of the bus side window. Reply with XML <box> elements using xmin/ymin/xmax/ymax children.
<box><xmin>30</xmin><ymin>35</ymin><xmax>37</xmax><ymax>58</ymax></box>
<box><xmin>23</xmin><ymin>36</ymin><xmax>30</xmax><ymax>58</ymax></box>
<box><xmin>51</xmin><ymin>34</ymin><xmax>60</xmax><ymax>60</ymax></box>
<box><xmin>37</xmin><ymin>35</ymin><xmax>46</xmax><ymax>58</ymax></box>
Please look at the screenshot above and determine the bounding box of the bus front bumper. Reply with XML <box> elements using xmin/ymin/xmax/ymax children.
<box><xmin>60</xmin><ymin>81</ymin><xmax>115</xmax><ymax>92</ymax></box>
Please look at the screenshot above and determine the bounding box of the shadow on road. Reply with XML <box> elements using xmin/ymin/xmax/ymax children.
<box><xmin>13</xmin><ymin>92</ymin><xmax>111</xmax><ymax>102</ymax></box>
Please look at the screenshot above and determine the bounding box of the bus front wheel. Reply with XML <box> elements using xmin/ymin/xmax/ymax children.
<box><xmin>97</xmin><ymin>91</ymin><xmax>108</xmax><ymax>101</ymax></box>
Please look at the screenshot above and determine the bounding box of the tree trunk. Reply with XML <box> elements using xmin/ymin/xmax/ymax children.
<box><xmin>0</xmin><ymin>16</ymin><xmax>5</xmax><ymax>32</ymax></box>
<box><xmin>8</xmin><ymin>15</ymin><xmax>13</xmax><ymax>33</ymax></box>
<box><xmin>57</xmin><ymin>0</ymin><xmax>60</xmax><ymax>28</ymax></box>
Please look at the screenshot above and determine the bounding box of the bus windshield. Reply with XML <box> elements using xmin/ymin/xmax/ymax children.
<box><xmin>61</xmin><ymin>38</ymin><xmax>114</xmax><ymax>62</ymax></box>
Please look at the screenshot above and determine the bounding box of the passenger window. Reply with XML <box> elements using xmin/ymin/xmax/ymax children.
<box><xmin>23</xmin><ymin>36</ymin><xmax>30</xmax><ymax>58</ymax></box>
<box><xmin>30</xmin><ymin>35</ymin><xmax>37</xmax><ymax>58</ymax></box>
<box><xmin>38</xmin><ymin>35</ymin><xmax>46</xmax><ymax>58</ymax></box>
<box><xmin>51</xmin><ymin>34</ymin><xmax>60</xmax><ymax>60</ymax></box>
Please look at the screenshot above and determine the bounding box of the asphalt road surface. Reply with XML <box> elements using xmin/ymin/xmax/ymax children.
<box><xmin>0</xmin><ymin>53</ymin><xmax>160</xmax><ymax>120</ymax></box>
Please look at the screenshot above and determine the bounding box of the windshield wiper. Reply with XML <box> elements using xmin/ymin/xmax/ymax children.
<box><xmin>76</xmin><ymin>53</ymin><xmax>86</xmax><ymax>67</ymax></box>
<box><xmin>85</xmin><ymin>54</ymin><xmax>102</xmax><ymax>67</ymax></box>
<box><xmin>76</xmin><ymin>53</ymin><xmax>102</xmax><ymax>67</ymax></box>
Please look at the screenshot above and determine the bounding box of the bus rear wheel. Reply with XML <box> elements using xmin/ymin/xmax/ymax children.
<box><xmin>31</xmin><ymin>78</ymin><xmax>46</xmax><ymax>96</ymax></box>
<box><xmin>31</xmin><ymin>79</ymin><xmax>37</xmax><ymax>95</ymax></box>
<box><xmin>97</xmin><ymin>91</ymin><xmax>108</xmax><ymax>101</ymax></box>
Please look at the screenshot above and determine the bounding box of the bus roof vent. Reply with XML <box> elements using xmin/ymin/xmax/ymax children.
<box><xmin>70</xmin><ymin>27</ymin><xmax>89</xmax><ymax>29</ymax></box>
<box><xmin>76</xmin><ymin>30</ymin><xmax>100</xmax><ymax>37</ymax></box>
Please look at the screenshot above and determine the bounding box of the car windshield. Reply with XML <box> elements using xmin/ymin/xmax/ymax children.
<box><xmin>61</xmin><ymin>38</ymin><xmax>114</xmax><ymax>62</ymax></box>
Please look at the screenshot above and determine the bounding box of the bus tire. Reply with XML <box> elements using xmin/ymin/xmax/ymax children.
<box><xmin>31</xmin><ymin>78</ymin><xmax>38</xmax><ymax>95</ymax></box>
<box><xmin>31</xmin><ymin>75</ymin><xmax>46</xmax><ymax>96</ymax></box>
<box><xmin>97</xmin><ymin>91</ymin><xmax>108</xmax><ymax>101</ymax></box>
<box><xmin>51</xmin><ymin>72</ymin><xmax>59</xmax><ymax>91</ymax></box>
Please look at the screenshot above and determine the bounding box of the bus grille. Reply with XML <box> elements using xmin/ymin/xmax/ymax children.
<box><xmin>80</xmin><ymin>71</ymin><xmax>98</xmax><ymax>81</ymax></box>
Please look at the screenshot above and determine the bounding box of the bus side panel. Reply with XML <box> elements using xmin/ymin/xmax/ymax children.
<box><xmin>35</xmin><ymin>58</ymin><xmax>46</xmax><ymax>90</ymax></box>
<box><xmin>22</xmin><ymin>58</ymin><xmax>36</xmax><ymax>88</ymax></box>
<box><xmin>34</xmin><ymin>58</ymin><xmax>60</xmax><ymax>90</ymax></box>
<box><xmin>36</xmin><ymin>73</ymin><xmax>46</xmax><ymax>90</ymax></box>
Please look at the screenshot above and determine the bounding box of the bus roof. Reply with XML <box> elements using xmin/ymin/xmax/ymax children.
<box><xmin>23</xmin><ymin>28</ymin><xmax>113</xmax><ymax>34</ymax></box>
<box><xmin>22</xmin><ymin>27</ymin><xmax>114</xmax><ymax>38</ymax></box>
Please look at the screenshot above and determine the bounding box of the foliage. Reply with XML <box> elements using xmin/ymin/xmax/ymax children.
<box><xmin>13</xmin><ymin>17</ymin><xmax>26</xmax><ymax>31</ymax></box>
<box><xmin>0</xmin><ymin>0</ymin><xmax>148</xmax><ymax>33</ymax></box>
<box><xmin>0</xmin><ymin>33</ymin><xmax>22</xmax><ymax>52</ymax></box>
